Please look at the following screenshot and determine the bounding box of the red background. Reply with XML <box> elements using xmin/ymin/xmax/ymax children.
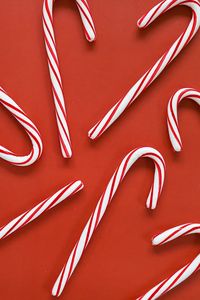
<box><xmin>0</xmin><ymin>0</ymin><xmax>200</xmax><ymax>299</ymax></box>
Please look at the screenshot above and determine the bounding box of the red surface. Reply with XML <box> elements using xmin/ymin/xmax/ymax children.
<box><xmin>0</xmin><ymin>0</ymin><xmax>200</xmax><ymax>299</ymax></box>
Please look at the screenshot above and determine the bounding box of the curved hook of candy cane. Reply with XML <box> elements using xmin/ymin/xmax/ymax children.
<box><xmin>88</xmin><ymin>0</ymin><xmax>200</xmax><ymax>140</ymax></box>
<box><xmin>137</xmin><ymin>223</ymin><xmax>200</xmax><ymax>300</ymax></box>
<box><xmin>43</xmin><ymin>0</ymin><xmax>96</xmax><ymax>158</ymax></box>
<box><xmin>52</xmin><ymin>147</ymin><xmax>166</xmax><ymax>297</ymax></box>
<box><xmin>153</xmin><ymin>223</ymin><xmax>200</xmax><ymax>246</ymax></box>
<box><xmin>0</xmin><ymin>87</ymin><xmax>43</xmax><ymax>166</ymax></box>
<box><xmin>167</xmin><ymin>88</ymin><xmax>200</xmax><ymax>152</ymax></box>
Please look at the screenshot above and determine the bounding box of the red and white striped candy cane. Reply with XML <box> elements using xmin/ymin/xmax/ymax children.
<box><xmin>88</xmin><ymin>0</ymin><xmax>200</xmax><ymax>140</ymax></box>
<box><xmin>0</xmin><ymin>180</ymin><xmax>83</xmax><ymax>239</ymax></box>
<box><xmin>43</xmin><ymin>0</ymin><xmax>96</xmax><ymax>158</ymax></box>
<box><xmin>137</xmin><ymin>223</ymin><xmax>200</xmax><ymax>300</ymax></box>
<box><xmin>167</xmin><ymin>88</ymin><xmax>200</xmax><ymax>152</ymax></box>
<box><xmin>52</xmin><ymin>147</ymin><xmax>166</xmax><ymax>297</ymax></box>
<box><xmin>153</xmin><ymin>223</ymin><xmax>200</xmax><ymax>245</ymax></box>
<box><xmin>0</xmin><ymin>87</ymin><xmax>43</xmax><ymax>166</ymax></box>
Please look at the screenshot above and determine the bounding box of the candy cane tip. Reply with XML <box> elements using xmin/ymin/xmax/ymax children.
<box><xmin>62</xmin><ymin>149</ymin><xmax>72</xmax><ymax>158</ymax></box>
<box><xmin>87</xmin><ymin>130</ymin><xmax>96</xmax><ymax>140</ymax></box>
<box><xmin>173</xmin><ymin>145</ymin><xmax>182</xmax><ymax>152</ymax></box>
<box><xmin>146</xmin><ymin>195</ymin><xmax>158</xmax><ymax>210</ymax></box>
<box><xmin>146</xmin><ymin>202</ymin><xmax>157</xmax><ymax>210</ymax></box>
<box><xmin>68</xmin><ymin>151</ymin><xmax>73</xmax><ymax>158</ymax></box>
<box><xmin>76</xmin><ymin>180</ymin><xmax>84</xmax><ymax>189</ymax></box>
<box><xmin>152</xmin><ymin>235</ymin><xmax>161</xmax><ymax>246</ymax></box>
<box><xmin>51</xmin><ymin>288</ymin><xmax>58</xmax><ymax>297</ymax></box>
<box><xmin>51</xmin><ymin>291</ymin><xmax>59</xmax><ymax>297</ymax></box>
<box><xmin>87</xmin><ymin>35</ymin><xmax>96</xmax><ymax>42</ymax></box>
<box><xmin>137</xmin><ymin>17</ymin><xmax>145</xmax><ymax>29</ymax></box>
<box><xmin>51</xmin><ymin>282</ymin><xmax>62</xmax><ymax>297</ymax></box>
<box><xmin>151</xmin><ymin>234</ymin><xmax>163</xmax><ymax>246</ymax></box>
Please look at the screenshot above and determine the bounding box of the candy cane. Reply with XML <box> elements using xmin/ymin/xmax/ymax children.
<box><xmin>0</xmin><ymin>87</ymin><xmax>43</xmax><ymax>166</ymax></box>
<box><xmin>167</xmin><ymin>88</ymin><xmax>200</xmax><ymax>152</ymax></box>
<box><xmin>43</xmin><ymin>0</ymin><xmax>96</xmax><ymax>158</ymax></box>
<box><xmin>88</xmin><ymin>0</ymin><xmax>200</xmax><ymax>140</ymax></box>
<box><xmin>0</xmin><ymin>180</ymin><xmax>83</xmax><ymax>240</ymax></box>
<box><xmin>137</xmin><ymin>223</ymin><xmax>200</xmax><ymax>300</ymax></box>
<box><xmin>52</xmin><ymin>147</ymin><xmax>166</xmax><ymax>297</ymax></box>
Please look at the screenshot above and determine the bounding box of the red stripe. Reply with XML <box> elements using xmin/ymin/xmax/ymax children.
<box><xmin>138</xmin><ymin>0</ymin><xmax>166</xmax><ymax>27</ymax></box>
<box><xmin>44</xmin><ymin>0</ymin><xmax>53</xmax><ymax>25</ymax></box>
<box><xmin>1</xmin><ymin>98</ymin><xmax>25</xmax><ymax>116</ymax></box>
<box><xmin>44</xmin><ymin>34</ymin><xmax>60</xmax><ymax>75</ymax></box>
<box><xmin>46</xmin><ymin>48</ymin><xmax>63</xmax><ymax>91</ymax></box>
<box><xmin>52</xmin><ymin>86</ymin><xmax>67</xmax><ymax>119</ymax></box>
<box><xmin>159</xmin><ymin>223</ymin><xmax>200</xmax><ymax>245</ymax></box>
<box><xmin>56</xmin><ymin>241</ymin><xmax>79</xmax><ymax>297</ymax></box>
<box><xmin>1</xmin><ymin>210</ymin><xmax>32</xmax><ymax>239</ymax></box>
<box><xmin>162</xmin><ymin>261</ymin><xmax>195</xmax><ymax>296</ymax></box>
<box><xmin>55</xmin><ymin>109</ymin><xmax>70</xmax><ymax>145</ymax></box>
<box><xmin>168</xmin><ymin>88</ymin><xmax>199</xmax><ymax>150</ymax></box>
<box><xmin>58</xmin><ymin>131</ymin><xmax>70</xmax><ymax>158</ymax></box>
<box><xmin>154</xmin><ymin>223</ymin><xmax>192</xmax><ymax>245</ymax></box>
<box><xmin>76</xmin><ymin>2</ymin><xmax>95</xmax><ymax>35</ymax></box>
<box><xmin>55</xmin><ymin>263</ymin><xmax>67</xmax><ymax>297</ymax></box>
<box><xmin>66</xmin><ymin>243</ymin><xmax>79</xmax><ymax>285</ymax></box>
<box><xmin>168</xmin><ymin>96</ymin><xmax>183</xmax><ymax>148</ymax></box>
<box><xmin>94</xmin><ymin>191</ymin><xmax>106</xmax><ymax>229</ymax></box>
<box><xmin>2</xmin><ymin>183</ymin><xmax>76</xmax><ymax>239</ymax></box>
<box><xmin>9</xmin><ymin>113</ymin><xmax>42</xmax><ymax>156</ymax></box>
<box><xmin>43</xmin><ymin>15</ymin><xmax>56</xmax><ymax>48</ymax></box>
<box><xmin>83</xmin><ymin>212</ymin><xmax>95</xmax><ymax>249</ymax></box>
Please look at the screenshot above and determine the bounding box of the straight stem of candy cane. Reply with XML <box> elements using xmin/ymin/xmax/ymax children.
<box><xmin>88</xmin><ymin>0</ymin><xmax>200</xmax><ymax>140</ymax></box>
<box><xmin>137</xmin><ymin>255</ymin><xmax>200</xmax><ymax>300</ymax></box>
<box><xmin>52</xmin><ymin>147</ymin><xmax>166</xmax><ymax>297</ymax></box>
<box><xmin>0</xmin><ymin>180</ymin><xmax>83</xmax><ymax>240</ymax></box>
<box><xmin>167</xmin><ymin>88</ymin><xmax>200</xmax><ymax>152</ymax></box>
<box><xmin>137</xmin><ymin>223</ymin><xmax>200</xmax><ymax>299</ymax></box>
<box><xmin>43</xmin><ymin>0</ymin><xmax>96</xmax><ymax>158</ymax></box>
<box><xmin>0</xmin><ymin>87</ymin><xmax>43</xmax><ymax>166</ymax></box>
